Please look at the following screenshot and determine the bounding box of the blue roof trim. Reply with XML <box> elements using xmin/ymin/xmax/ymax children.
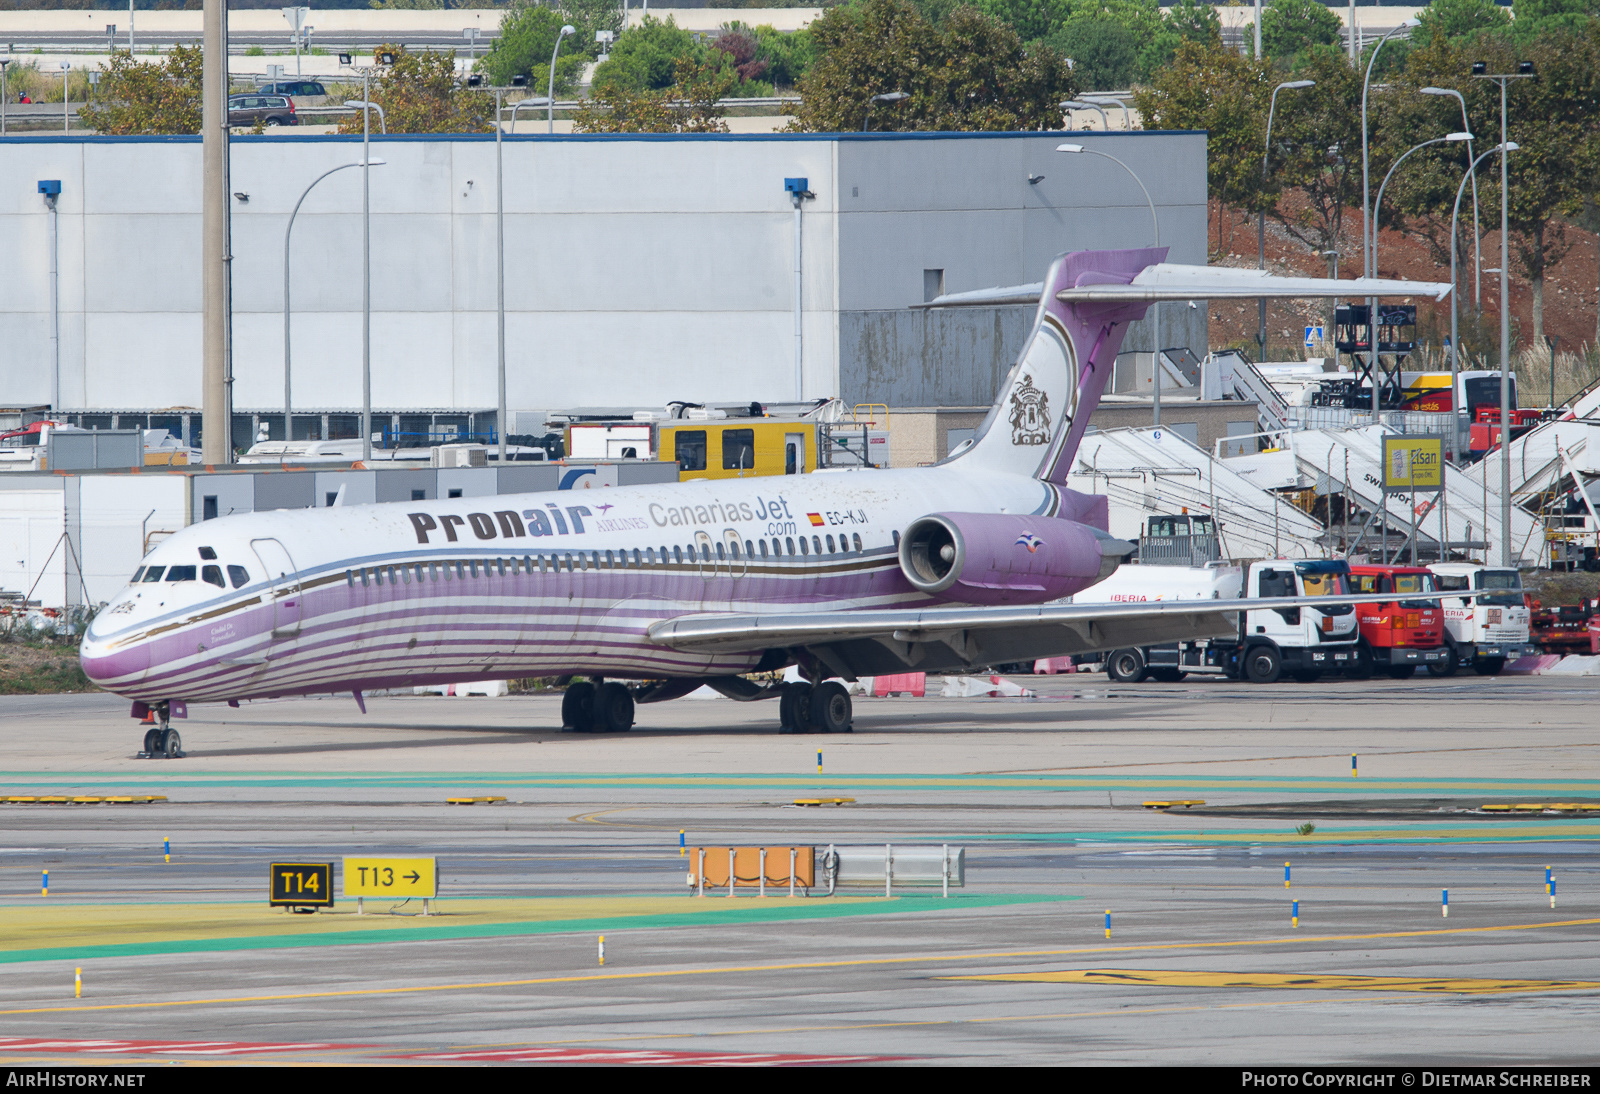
<box><xmin>0</xmin><ymin>128</ymin><xmax>1205</xmax><ymax>146</ymax></box>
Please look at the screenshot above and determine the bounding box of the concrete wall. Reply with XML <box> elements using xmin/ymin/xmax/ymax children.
<box><xmin>0</xmin><ymin>131</ymin><xmax>1205</xmax><ymax>418</ymax></box>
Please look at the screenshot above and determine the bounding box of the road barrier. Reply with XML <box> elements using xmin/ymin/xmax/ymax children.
<box><xmin>689</xmin><ymin>847</ymin><xmax>815</xmax><ymax>897</ymax></box>
<box><xmin>823</xmin><ymin>844</ymin><xmax>965</xmax><ymax>898</ymax></box>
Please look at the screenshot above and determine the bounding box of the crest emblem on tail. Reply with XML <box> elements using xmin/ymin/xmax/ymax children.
<box><xmin>1009</xmin><ymin>376</ymin><xmax>1052</xmax><ymax>445</ymax></box>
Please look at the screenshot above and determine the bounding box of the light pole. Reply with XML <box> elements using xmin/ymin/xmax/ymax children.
<box><xmin>1473</xmin><ymin>59</ymin><xmax>1535</xmax><ymax>568</ymax></box>
<box><xmin>469</xmin><ymin>72</ymin><xmax>530</xmax><ymax>463</ymax></box>
<box><xmin>341</xmin><ymin>49</ymin><xmax>396</xmax><ymax>460</ymax></box>
<box><xmin>1361</xmin><ymin>18</ymin><xmax>1417</xmax><ymax>419</ymax></box>
<box><xmin>508</xmin><ymin>95</ymin><xmax>550</xmax><ymax>132</ymax></box>
<box><xmin>1057</xmin><ymin>143</ymin><xmax>1161</xmax><ymax>423</ymax></box>
<box><xmin>283</xmin><ymin>159</ymin><xmax>386</xmax><ymax>435</ymax></box>
<box><xmin>61</xmin><ymin>62</ymin><xmax>70</xmax><ymax>132</ymax></box>
<box><xmin>548</xmin><ymin>24</ymin><xmax>574</xmax><ymax>134</ymax></box>
<box><xmin>1259</xmin><ymin>79</ymin><xmax>1314</xmax><ymax>360</ymax></box>
<box><xmin>1084</xmin><ymin>95</ymin><xmax>1131</xmax><ymax>131</ymax></box>
<box><xmin>1450</xmin><ymin>143</ymin><xmax>1516</xmax><ymax>464</ymax></box>
<box><xmin>1063</xmin><ymin>99</ymin><xmax>1108</xmax><ymax>131</ymax></box>
<box><xmin>863</xmin><ymin>90</ymin><xmax>908</xmax><ymax>132</ymax></box>
<box><xmin>1372</xmin><ymin>132</ymin><xmax>1473</xmax><ymax>277</ymax></box>
<box><xmin>1</xmin><ymin>60</ymin><xmax>11</xmax><ymax>136</ymax></box>
<box><xmin>1421</xmin><ymin>86</ymin><xmax>1482</xmax><ymax>308</ymax></box>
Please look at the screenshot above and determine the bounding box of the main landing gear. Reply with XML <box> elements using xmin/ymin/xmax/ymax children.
<box><xmin>135</xmin><ymin>702</ymin><xmax>184</xmax><ymax>759</ymax></box>
<box><xmin>561</xmin><ymin>679</ymin><xmax>636</xmax><ymax>733</ymax></box>
<box><xmin>778</xmin><ymin>680</ymin><xmax>853</xmax><ymax>735</ymax></box>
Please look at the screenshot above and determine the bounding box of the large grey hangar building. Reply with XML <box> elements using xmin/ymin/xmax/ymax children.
<box><xmin>0</xmin><ymin>129</ymin><xmax>1206</xmax><ymax>447</ymax></box>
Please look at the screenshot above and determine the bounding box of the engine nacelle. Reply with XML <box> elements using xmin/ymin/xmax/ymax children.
<box><xmin>897</xmin><ymin>512</ymin><xmax>1131</xmax><ymax>606</ymax></box>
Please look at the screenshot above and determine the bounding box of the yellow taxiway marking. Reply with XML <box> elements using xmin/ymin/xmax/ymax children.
<box><xmin>3</xmin><ymin>916</ymin><xmax>1600</xmax><ymax>1018</ymax></box>
<box><xmin>945</xmin><ymin>968</ymin><xmax>1600</xmax><ymax>995</ymax></box>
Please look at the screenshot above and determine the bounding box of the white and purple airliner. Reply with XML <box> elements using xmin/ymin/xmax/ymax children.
<box><xmin>80</xmin><ymin>248</ymin><xmax>1447</xmax><ymax>755</ymax></box>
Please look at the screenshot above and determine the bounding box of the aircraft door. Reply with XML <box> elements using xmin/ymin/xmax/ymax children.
<box><xmin>723</xmin><ymin>529</ymin><xmax>747</xmax><ymax>578</ymax></box>
<box><xmin>784</xmin><ymin>433</ymin><xmax>804</xmax><ymax>475</ymax></box>
<box><xmin>250</xmin><ymin>537</ymin><xmax>302</xmax><ymax>639</ymax></box>
<box><xmin>693</xmin><ymin>531</ymin><xmax>715</xmax><ymax>580</ymax></box>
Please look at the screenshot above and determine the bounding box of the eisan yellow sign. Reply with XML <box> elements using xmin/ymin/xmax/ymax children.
<box><xmin>343</xmin><ymin>857</ymin><xmax>437</xmax><ymax>898</ymax></box>
<box><xmin>1382</xmin><ymin>436</ymin><xmax>1444</xmax><ymax>492</ymax></box>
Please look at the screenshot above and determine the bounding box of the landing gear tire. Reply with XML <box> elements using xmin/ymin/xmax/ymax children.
<box><xmin>1474</xmin><ymin>657</ymin><xmax>1506</xmax><ymax>676</ymax></box>
<box><xmin>160</xmin><ymin>728</ymin><xmax>182</xmax><ymax>758</ymax></box>
<box><xmin>562</xmin><ymin>681</ymin><xmax>596</xmax><ymax>730</ymax></box>
<box><xmin>1386</xmin><ymin>665</ymin><xmax>1416</xmax><ymax>680</ymax></box>
<box><xmin>142</xmin><ymin>728</ymin><xmax>162</xmax><ymax>756</ymax></box>
<box><xmin>593</xmin><ymin>682</ymin><xmax>635</xmax><ymax>732</ymax></box>
<box><xmin>809</xmin><ymin>681</ymin><xmax>853</xmax><ymax>733</ymax></box>
<box><xmin>1106</xmin><ymin>649</ymin><xmax>1148</xmax><ymax>683</ymax></box>
<box><xmin>1346</xmin><ymin>646</ymin><xmax>1374</xmax><ymax>681</ymax></box>
<box><xmin>1243</xmin><ymin>645</ymin><xmax>1282</xmax><ymax>684</ymax></box>
<box><xmin>778</xmin><ymin>682</ymin><xmax>813</xmax><ymax>734</ymax></box>
<box><xmin>1150</xmin><ymin>668</ymin><xmax>1187</xmax><ymax>683</ymax></box>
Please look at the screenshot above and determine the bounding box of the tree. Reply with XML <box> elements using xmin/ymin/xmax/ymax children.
<box><xmin>478</xmin><ymin>2</ymin><xmax>588</xmax><ymax>96</ymax></box>
<box><xmin>1267</xmin><ymin>46</ymin><xmax>1363</xmax><ymax>275</ymax></box>
<box><xmin>572</xmin><ymin>56</ymin><xmax>733</xmax><ymax>133</ymax></box>
<box><xmin>789</xmin><ymin>0</ymin><xmax>1075</xmax><ymax>132</ymax></box>
<box><xmin>1165</xmin><ymin>0</ymin><xmax>1222</xmax><ymax>49</ymax></box>
<box><xmin>1412</xmin><ymin>0</ymin><xmax>1510</xmax><ymax>44</ymax></box>
<box><xmin>1043</xmin><ymin>0</ymin><xmax>1176</xmax><ymax>89</ymax></box>
<box><xmin>753</xmin><ymin>23</ymin><xmax>816</xmax><ymax>88</ymax></box>
<box><xmin>590</xmin><ymin>15</ymin><xmax>702</xmax><ymax>93</ymax></box>
<box><xmin>1261</xmin><ymin>0</ymin><xmax>1343</xmax><ymax>63</ymax></box>
<box><xmin>1133</xmin><ymin>38</ymin><xmax>1273</xmax><ymax>255</ymax></box>
<box><xmin>335</xmin><ymin>45</ymin><xmax>494</xmax><ymax>134</ymax></box>
<box><xmin>972</xmin><ymin>0</ymin><xmax>1068</xmax><ymax>44</ymax></box>
<box><xmin>1050</xmin><ymin>17</ymin><xmax>1138</xmax><ymax>92</ymax></box>
<box><xmin>79</xmin><ymin>45</ymin><xmax>202</xmax><ymax>135</ymax></box>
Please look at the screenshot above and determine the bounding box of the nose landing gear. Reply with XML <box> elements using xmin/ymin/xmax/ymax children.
<box><xmin>135</xmin><ymin>703</ymin><xmax>185</xmax><ymax>759</ymax></box>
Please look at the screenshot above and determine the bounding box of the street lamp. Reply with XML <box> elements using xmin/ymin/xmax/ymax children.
<box><xmin>1450</xmin><ymin>143</ymin><xmax>1517</xmax><ymax>464</ymax></box>
<box><xmin>549</xmin><ymin>24</ymin><xmax>575</xmax><ymax>134</ymax></box>
<box><xmin>61</xmin><ymin>61</ymin><xmax>70</xmax><ymax>133</ymax></box>
<box><xmin>1083</xmin><ymin>95</ymin><xmax>1131</xmax><ymax>131</ymax></box>
<box><xmin>1259</xmin><ymin>79</ymin><xmax>1314</xmax><ymax>359</ymax></box>
<box><xmin>1473</xmin><ymin>58</ymin><xmax>1535</xmax><ymax>568</ymax></box>
<box><xmin>1</xmin><ymin>60</ymin><xmax>12</xmax><ymax>136</ymax></box>
<box><xmin>1058</xmin><ymin>142</ymin><xmax>1163</xmax><ymax>424</ymax></box>
<box><xmin>1360</xmin><ymin>18</ymin><xmax>1417</xmax><ymax>419</ymax></box>
<box><xmin>468</xmin><ymin>72</ymin><xmax>531</xmax><ymax>463</ymax></box>
<box><xmin>341</xmin><ymin>49</ymin><xmax>396</xmax><ymax>461</ymax></box>
<box><xmin>1421</xmin><ymin>86</ymin><xmax>1482</xmax><ymax>308</ymax></box>
<box><xmin>1372</xmin><ymin>132</ymin><xmax>1473</xmax><ymax>277</ymax></box>
<box><xmin>343</xmin><ymin>99</ymin><xmax>386</xmax><ymax>134</ymax></box>
<box><xmin>863</xmin><ymin>90</ymin><xmax>909</xmax><ymax>132</ymax></box>
<box><xmin>1062</xmin><ymin>99</ymin><xmax>1108</xmax><ymax>131</ymax></box>
<box><xmin>283</xmin><ymin>159</ymin><xmax>387</xmax><ymax>435</ymax></box>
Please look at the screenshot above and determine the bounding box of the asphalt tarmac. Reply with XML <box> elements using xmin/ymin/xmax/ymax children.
<box><xmin>1</xmin><ymin>672</ymin><xmax>1598</xmax><ymax>1066</ymax></box>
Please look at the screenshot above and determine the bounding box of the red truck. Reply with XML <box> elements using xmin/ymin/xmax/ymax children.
<box><xmin>1347</xmin><ymin>565</ymin><xmax>1450</xmax><ymax>679</ymax></box>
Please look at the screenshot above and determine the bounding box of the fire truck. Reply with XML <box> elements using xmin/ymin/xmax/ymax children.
<box><xmin>1346</xmin><ymin>565</ymin><xmax>1449</xmax><ymax>679</ymax></box>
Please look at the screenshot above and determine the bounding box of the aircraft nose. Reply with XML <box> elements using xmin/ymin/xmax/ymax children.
<box><xmin>78</xmin><ymin>634</ymin><xmax>150</xmax><ymax>688</ymax></box>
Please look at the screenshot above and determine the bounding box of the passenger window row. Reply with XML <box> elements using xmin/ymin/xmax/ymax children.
<box><xmin>342</xmin><ymin>534</ymin><xmax>875</xmax><ymax>587</ymax></box>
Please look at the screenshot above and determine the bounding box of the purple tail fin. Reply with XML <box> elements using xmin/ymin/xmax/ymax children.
<box><xmin>953</xmin><ymin>248</ymin><xmax>1164</xmax><ymax>485</ymax></box>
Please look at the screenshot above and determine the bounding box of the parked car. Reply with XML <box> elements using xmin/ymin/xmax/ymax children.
<box><xmin>227</xmin><ymin>94</ymin><xmax>298</xmax><ymax>127</ymax></box>
<box><xmin>257</xmin><ymin>80</ymin><xmax>326</xmax><ymax>98</ymax></box>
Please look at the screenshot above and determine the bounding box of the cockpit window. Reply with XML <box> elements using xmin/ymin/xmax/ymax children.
<box><xmin>201</xmin><ymin>565</ymin><xmax>226</xmax><ymax>588</ymax></box>
<box><xmin>227</xmin><ymin>565</ymin><xmax>250</xmax><ymax>588</ymax></box>
<box><xmin>131</xmin><ymin>567</ymin><xmax>145</xmax><ymax>582</ymax></box>
<box><xmin>198</xmin><ymin>546</ymin><xmax>218</xmax><ymax>560</ymax></box>
<box><xmin>141</xmin><ymin>567</ymin><xmax>166</xmax><ymax>582</ymax></box>
<box><xmin>166</xmin><ymin>565</ymin><xmax>197</xmax><ymax>582</ymax></box>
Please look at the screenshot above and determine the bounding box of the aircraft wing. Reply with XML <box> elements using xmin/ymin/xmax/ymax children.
<box><xmin>647</xmin><ymin>592</ymin><xmax>1444</xmax><ymax>678</ymax></box>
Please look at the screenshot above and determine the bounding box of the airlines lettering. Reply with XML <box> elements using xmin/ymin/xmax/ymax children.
<box><xmin>408</xmin><ymin>505</ymin><xmax>591</xmax><ymax>545</ymax></box>
<box><xmin>649</xmin><ymin>495</ymin><xmax>793</xmax><ymax>528</ymax></box>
